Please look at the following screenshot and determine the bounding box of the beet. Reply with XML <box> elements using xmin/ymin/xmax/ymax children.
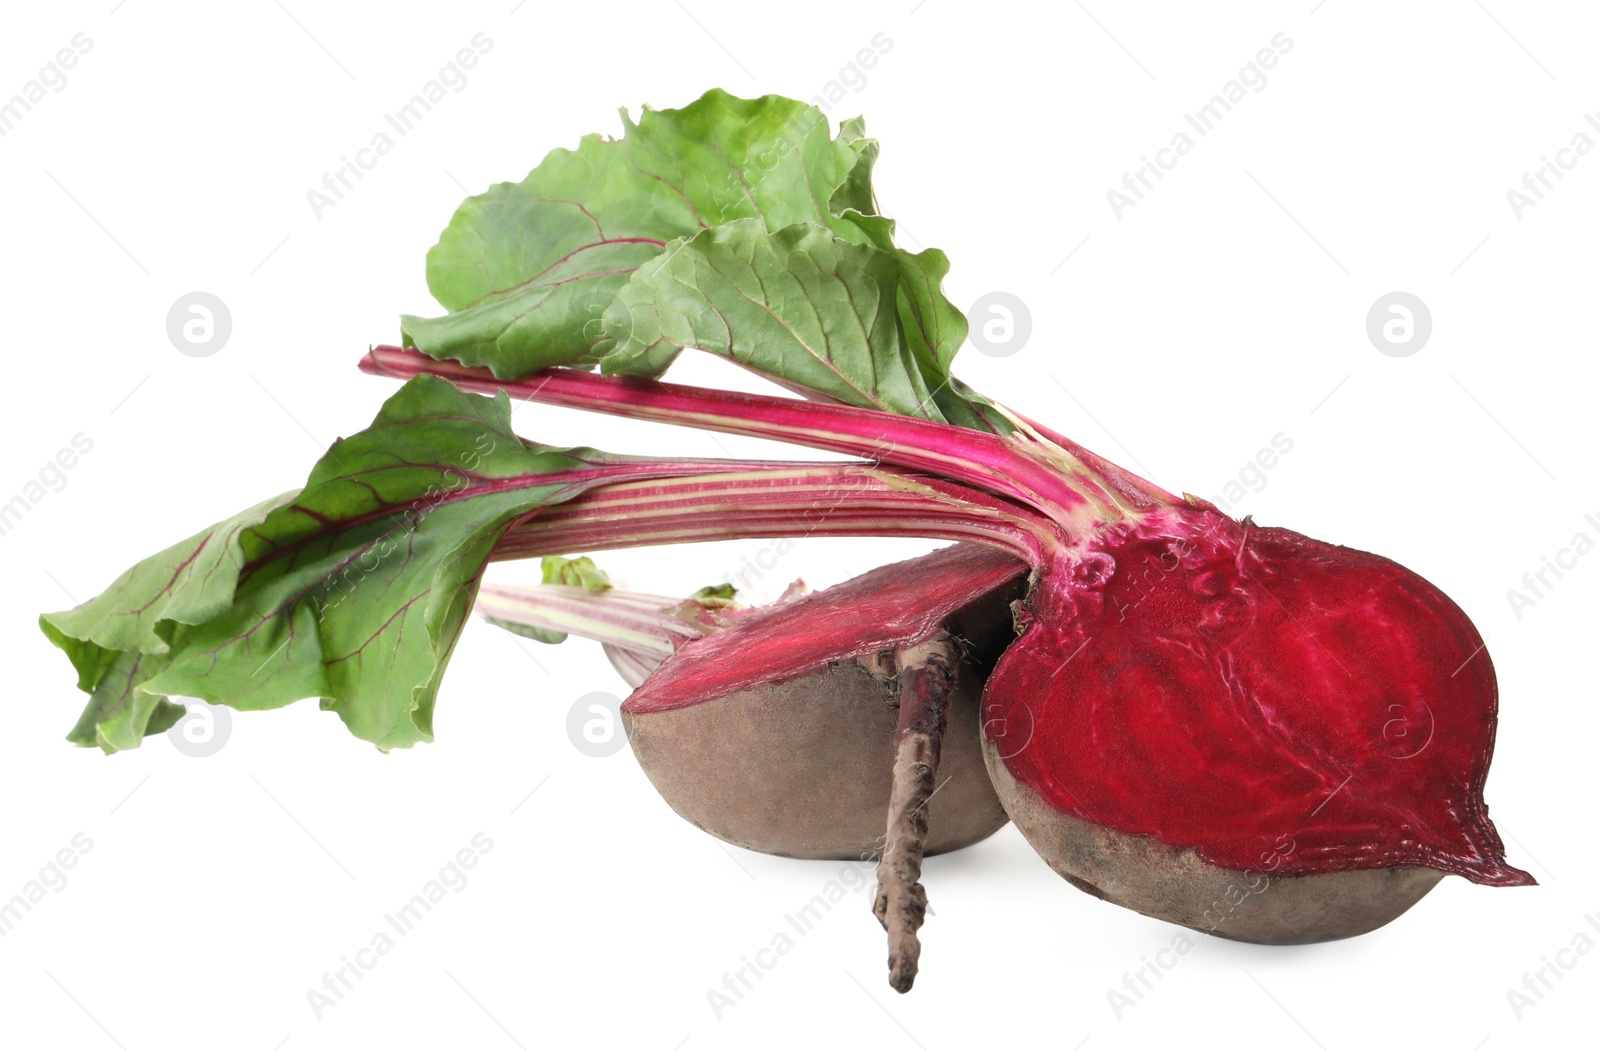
<box><xmin>981</xmin><ymin>505</ymin><xmax>1533</xmax><ymax>941</ymax></box>
<box><xmin>620</xmin><ymin>543</ymin><xmax>1026</xmax><ymax>989</ymax></box>
<box><xmin>621</xmin><ymin>543</ymin><xmax>1026</xmax><ymax>861</ymax></box>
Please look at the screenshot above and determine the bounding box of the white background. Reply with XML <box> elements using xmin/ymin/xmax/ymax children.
<box><xmin>2</xmin><ymin>1</ymin><xmax>1594</xmax><ymax>1048</ymax></box>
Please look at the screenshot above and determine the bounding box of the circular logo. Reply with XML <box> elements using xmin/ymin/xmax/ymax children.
<box><xmin>566</xmin><ymin>691</ymin><xmax>626</xmax><ymax>757</ymax></box>
<box><xmin>166</xmin><ymin>701</ymin><xmax>233</xmax><ymax>758</ymax></box>
<box><xmin>167</xmin><ymin>292</ymin><xmax>232</xmax><ymax>357</ymax></box>
<box><xmin>594</xmin><ymin>296</ymin><xmax>653</xmax><ymax>356</ymax></box>
<box><xmin>1380</xmin><ymin>698</ymin><xmax>1435</xmax><ymax>760</ymax></box>
<box><xmin>981</xmin><ymin>700</ymin><xmax>1035</xmax><ymax>761</ymax></box>
<box><xmin>967</xmin><ymin>291</ymin><xmax>1033</xmax><ymax>358</ymax></box>
<box><xmin>1366</xmin><ymin>292</ymin><xmax>1431</xmax><ymax>357</ymax></box>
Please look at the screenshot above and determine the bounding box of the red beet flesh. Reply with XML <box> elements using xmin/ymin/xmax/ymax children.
<box><xmin>624</xmin><ymin>543</ymin><xmax>1027</xmax><ymax>715</ymax></box>
<box><xmin>984</xmin><ymin>506</ymin><xmax>1533</xmax><ymax>887</ymax></box>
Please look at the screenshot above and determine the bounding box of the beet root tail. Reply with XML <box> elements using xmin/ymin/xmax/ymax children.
<box><xmin>874</xmin><ymin>633</ymin><xmax>959</xmax><ymax>993</ymax></box>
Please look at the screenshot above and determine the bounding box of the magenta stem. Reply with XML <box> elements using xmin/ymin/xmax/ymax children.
<box><xmin>361</xmin><ymin>346</ymin><xmax>1169</xmax><ymax>531</ymax></box>
<box><xmin>492</xmin><ymin>464</ymin><xmax>1054</xmax><ymax>564</ymax></box>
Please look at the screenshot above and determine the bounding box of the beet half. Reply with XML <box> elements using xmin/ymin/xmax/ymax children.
<box><xmin>982</xmin><ymin>505</ymin><xmax>1534</xmax><ymax>942</ymax></box>
<box><xmin>620</xmin><ymin>543</ymin><xmax>1025</xmax><ymax>861</ymax></box>
<box><xmin>617</xmin><ymin>543</ymin><xmax>1028</xmax><ymax>990</ymax></box>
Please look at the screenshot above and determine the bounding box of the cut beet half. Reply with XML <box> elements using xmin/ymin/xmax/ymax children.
<box><xmin>982</xmin><ymin>510</ymin><xmax>1533</xmax><ymax>942</ymax></box>
<box><xmin>620</xmin><ymin>542</ymin><xmax>1026</xmax><ymax>861</ymax></box>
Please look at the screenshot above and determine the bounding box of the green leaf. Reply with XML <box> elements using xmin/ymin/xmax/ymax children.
<box><xmin>61</xmin><ymin>651</ymin><xmax>187</xmax><ymax>753</ymax></box>
<box><xmin>402</xmin><ymin>94</ymin><xmax>1006</xmax><ymax>432</ymax></box>
<box><xmin>40</xmin><ymin>493</ymin><xmax>291</xmax><ymax>751</ymax></box>
<box><xmin>402</xmin><ymin>89</ymin><xmax>857</xmax><ymax>378</ymax></box>
<box><xmin>42</xmin><ymin>376</ymin><xmax>646</xmax><ymax>751</ymax></box>
<box><xmin>688</xmin><ymin>583</ymin><xmax>738</xmax><ymax>603</ymax></box>
<box><xmin>825</xmin><ymin>122</ymin><xmax>1015</xmax><ymax>434</ymax></box>
<box><xmin>399</xmin><ymin>131</ymin><xmax>676</xmax><ymax>377</ymax></box>
<box><xmin>835</xmin><ymin>210</ymin><xmax>1019</xmax><ymax>433</ymax></box>
<box><xmin>40</xmin><ymin>493</ymin><xmax>289</xmax><ymax>668</ymax></box>
<box><xmin>833</xmin><ymin>210</ymin><xmax>965</xmax><ymax>381</ymax></box>
<box><xmin>829</xmin><ymin>115</ymin><xmax>880</xmax><ymax>220</ymax></box>
<box><xmin>597</xmin><ymin>219</ymin><xmax>947</xmax><ymax>419</ymax></box>
<box><xmin>618</xmin><ymin>90</ymin><xmax>850</xmax><ymax>230</ymax></box>
<box><xmin>540</xmin><ymin>554</ymin><xmax>611</xmax><ymax>592</ymax></box>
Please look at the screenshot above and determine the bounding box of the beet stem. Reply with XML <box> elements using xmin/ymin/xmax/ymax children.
<box><xmin>490</xmin><ymin>465</ymin><xmax>1059</xmax><ymax>563</ymax></box>
<box><xmin>360</xmin><ymin>345</ymin><xmax>1177</xmax><ymax>534</ymax></box>
<box><xmin>874</xmin><ymin>632</ymin><xmax>958</xmax><ymax>994</ymax></box>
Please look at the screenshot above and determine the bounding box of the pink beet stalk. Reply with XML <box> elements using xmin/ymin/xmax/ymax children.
<box><xmin>476</xmin><ymin>582</ymin><xmax>694</xmax><ymax>661</ymax></box>
<box><xmin>362</xmin><ymin>345</ymin><xmax>1177</xmax><ymax>531</ymax></box>
<box><xmin>491</xmin><ymin>464</ymin><xmax>1055</xmax><ymax>564</ymax></box>
<box><xmin>476</xmin><ymin>580</ymin><xmax>715</xmax><ymax>688</ymax></box>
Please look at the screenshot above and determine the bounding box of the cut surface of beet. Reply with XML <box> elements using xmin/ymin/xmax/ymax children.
<box><xmin>624</xmin><ymin>543</ymin><xmax>1028</xmax><ymax>715</ymax></box>
<box><xmin>984</xmin><ymin>509</ymin><xmax>1533</xmax><ymax>887</ymax></box>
